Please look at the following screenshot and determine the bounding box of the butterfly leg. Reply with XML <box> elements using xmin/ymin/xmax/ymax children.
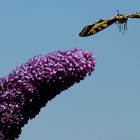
<box><xmin>124</xmin><ymin>20</ymin><xmax>128</xmax><ymax>30</ymax></box>
<box><xmin>121</xmin><ymin>21</ymin><xmax>127</xmax><ymax>35</ymax></box>
<box><xmin>115</xmin><ymin>22</ymin><xmax>121</xmax><ymax>32</ymax></box>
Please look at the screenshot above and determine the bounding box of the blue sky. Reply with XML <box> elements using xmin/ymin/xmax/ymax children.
<box><xmin>0</xmin><ymin>1</ymin><xmax>140</xmax><ymax>140</ymax></box>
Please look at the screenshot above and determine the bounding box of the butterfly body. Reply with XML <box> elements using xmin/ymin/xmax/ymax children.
<box><xmin>115</xmin><ymin>15</ymin><xmax>128</xmax><ymax>23</ymax></box>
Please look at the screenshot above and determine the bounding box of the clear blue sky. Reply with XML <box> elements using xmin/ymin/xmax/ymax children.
<box><xmin>0</xmin><ymin>1</ymin><xmax>140</xmax><ymax>140</ymax></box>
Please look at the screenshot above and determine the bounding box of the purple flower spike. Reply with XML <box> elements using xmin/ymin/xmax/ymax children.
<box><xmin>0</xmin><ymin>48</ymin><xmax>95</xmax><ymax>140</ymax></box>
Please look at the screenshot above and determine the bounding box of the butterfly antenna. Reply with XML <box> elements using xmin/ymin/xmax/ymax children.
<box><xmin>117</xmin><ymin>10</ymin><xmax>120</xmax><ymax>15</ymax></box>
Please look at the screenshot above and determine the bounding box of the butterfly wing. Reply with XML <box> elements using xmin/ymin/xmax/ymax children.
<box><xmin>128</xmin><ymin>13</ymin><xmax>140</xmax><ymax>18</ymax></box>
<box><xmin>79</xmin><ymin>18</ymin><xmax>116</xmax><ymax>37</ymax></box>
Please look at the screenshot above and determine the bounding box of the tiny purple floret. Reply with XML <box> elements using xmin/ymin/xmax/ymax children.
<box><xmin>0</xmin><ymin>48</ymin><xmax>95</xmax><ymax>140</ymax></box>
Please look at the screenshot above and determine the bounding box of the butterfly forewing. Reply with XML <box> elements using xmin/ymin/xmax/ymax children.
<box><xmin>79</xmin><ymin>18</ymin><xmax>116</xmax><ymax>37</ymax></box>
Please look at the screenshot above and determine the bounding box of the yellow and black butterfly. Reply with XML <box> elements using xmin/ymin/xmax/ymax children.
<box><xmin>79</xmin><ymin>11</ymin><xmax>140</xmax><ymax>37</ymax></box>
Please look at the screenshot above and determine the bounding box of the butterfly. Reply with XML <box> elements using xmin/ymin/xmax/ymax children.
<box><xmin>79</xmin><ymin>11</ymin><xmax>140</xmax><ymax>37</ymax></box>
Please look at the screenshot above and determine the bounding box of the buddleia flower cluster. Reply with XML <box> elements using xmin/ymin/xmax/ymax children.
<box><xmin>0</xmin><ymin>48</ymin><xmax>95</xmax><ymax>140</ymax></box>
